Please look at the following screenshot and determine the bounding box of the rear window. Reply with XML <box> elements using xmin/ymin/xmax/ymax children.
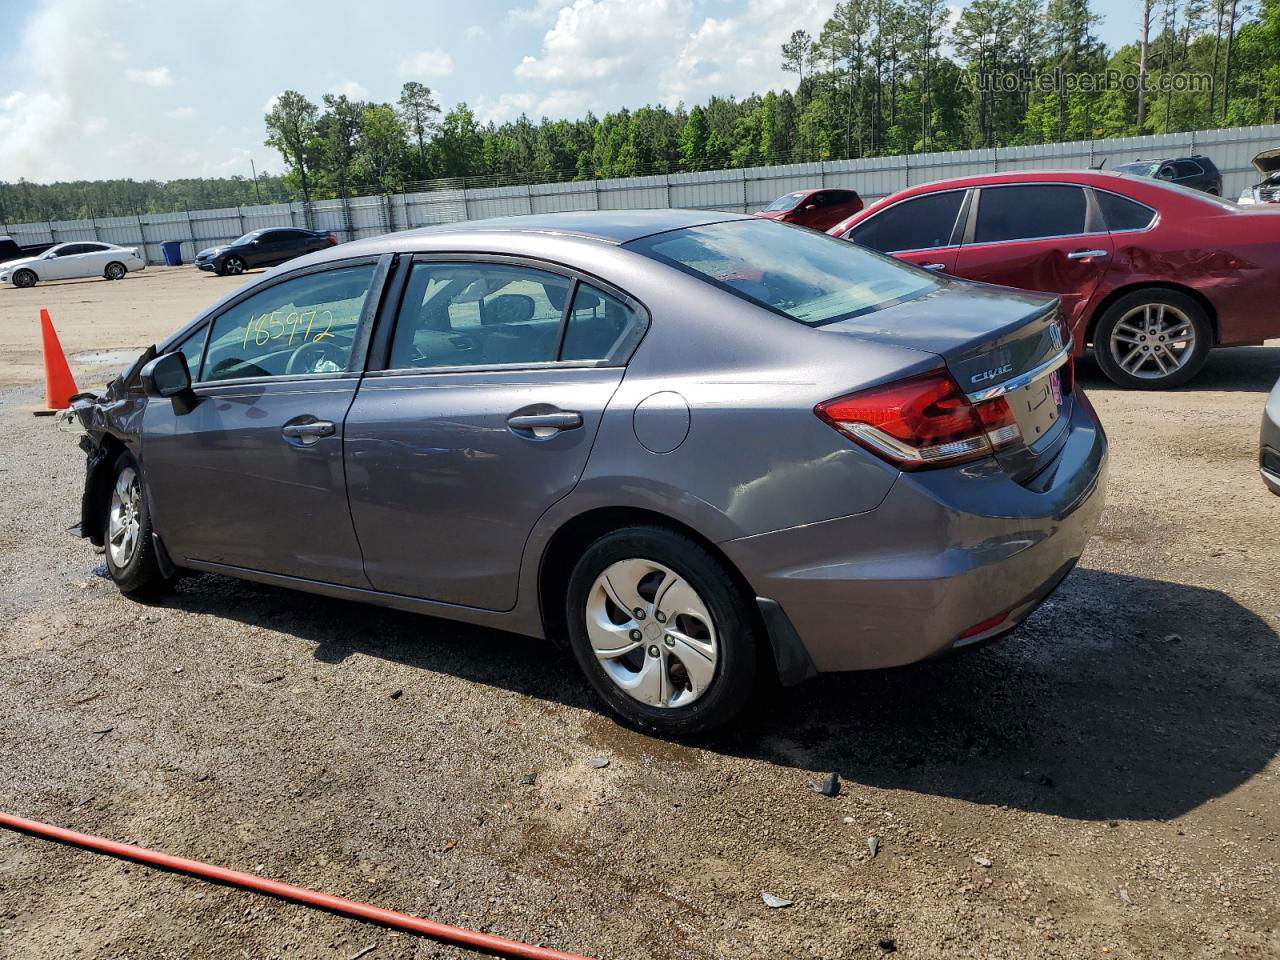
<box><xmin>763</xmin><ymin>192</ymin><xmax>806</xmax><ymax>212</ymax></box>
<box><xmin>627</xmin><ymin>218</ymin><xmax>938</xmax><ymax>327</ymax></box>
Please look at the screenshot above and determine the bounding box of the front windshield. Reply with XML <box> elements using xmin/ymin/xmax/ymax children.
<box><xmin>231</xmin><ymin>231</ymin><xmax>262</xmax><ymax>246</ymax></box>
<box><xmin>627</xmin><ymin>218</ymin><xmax>938</xmax><ymax>326</ymax></box>
<box><xmin>763</xmin><ymin>192</ymin><xmax>806</xmax><ymax>212</ymax></box>
<box><xmin>1114</xmin><ymin>161</ymin><xmax>1161</xmax><ymax>177</ymax></box>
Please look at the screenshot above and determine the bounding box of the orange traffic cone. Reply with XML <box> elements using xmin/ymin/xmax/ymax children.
<box><xmin>36</xmin><ymin>307</ymin><xmax>78</xmax><ymax>415</ymax></box>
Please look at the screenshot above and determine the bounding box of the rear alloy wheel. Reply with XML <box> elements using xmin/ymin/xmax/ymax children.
<box><xmin>104</xmin><ymin>261</ymin><xmax>127</xmax><ymax>280</ymax></box>
<box><xmin>1094</xmin><ymin>289</ymin><xmax>1210</xmax><ymax>389</ymax></box>
<box><xmin>13</xmin><ymin>269</ymin><xmax>36</xmax><ymax>288</ymax></box>
<box><xmin>104</xmin><ymin>451</ymin><xmax>172</xmax><ymax>597</ymax></box>
<box><xmin>565</xmin><ymin>526</ymin><xmax>760</xmax><ymax>735</ymax></box>
<box><xmin>221</xmin><ymin>256</ymin><xmax>246</xmax><ymax>276</ymax></box>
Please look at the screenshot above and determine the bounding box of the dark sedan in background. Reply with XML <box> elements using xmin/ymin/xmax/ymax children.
<box><xmin>195</xmin><ymin>227</ymin><xmax>337</xmax><ymax>276</ymax></box>
<box><xmin>755</xmin><ymin>188</ymin><xmax>862</xmax><ymax>231</ymax></box>
<box><xmin>1113</xmin><ymin>155</ymin><xmax>1223</xmax><ymax>195</ymax></box>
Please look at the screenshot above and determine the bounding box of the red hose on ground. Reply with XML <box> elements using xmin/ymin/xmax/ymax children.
<box><xmin>0</xmin><ymin>811</ymin><xmax>597</xmax><ymax>960</ymax></box>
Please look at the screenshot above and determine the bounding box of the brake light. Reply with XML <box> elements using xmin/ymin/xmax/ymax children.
<box><xmin>325</xmin><ymin>234</ymin><xmax>338</xmax><ymax>245</ymax></box>
<box><xmin>815</xmin><ymin>369</ymin><xmax>1022</xmax><ymax>470</ymax></box>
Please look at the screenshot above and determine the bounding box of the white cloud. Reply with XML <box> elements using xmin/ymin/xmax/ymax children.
<box><xmin>331</xmin><ymin>79</ymin><xmax>369</xmax><ymax>100</ymax></box>
<box><xmin>464</xmin><ymin>24</ymin><xmax>488</xmax><ymax>40</ymax></box>
<box><xmin>396</xmin><ymin>48</ymin><xmax>456</xmax><ymax>80</ymax></box>
<box><xmin>473</xmin><ymin>91</ymin><xmax>536</xmax><ymax>124</ymax></box>
<box><xmin>126</xmin><ymin>65</ymin><xmax>173</xmax><ymax>88</ymax></box>
<box><xmin>505</xmin><ymin>0</ymin><xmax>565</xmax><ymax>28</ymax></box>
<box><xmin>515</xmin><ymin>0</ymin><xmax>691</xmax><ymax>87</ymax></box>
<box><xmin>166</xmin><ymin>106</ymin><xmax>195</xmax><ymax>119</ymax></box>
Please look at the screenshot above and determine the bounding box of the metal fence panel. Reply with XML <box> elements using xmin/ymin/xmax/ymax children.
<box><xmin>7</xmin><ymin>123</ymin><xmax>1280</xmax><ymax>262</ymax></box>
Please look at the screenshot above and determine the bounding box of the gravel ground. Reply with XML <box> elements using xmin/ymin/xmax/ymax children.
<box><xmin>1</xmin><ymin>271</ymin><xmax>1278</xmax><ymax>959</ymax></box>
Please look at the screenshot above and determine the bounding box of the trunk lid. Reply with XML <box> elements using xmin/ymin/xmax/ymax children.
<box><xmin>822</xmin><ymin>278</ymin><xmax>1071</xmax><ymax>482</ymax></box>
<box><xmin>1253</xmin><ymin>147</ymin><xmax>1280</xmax><ymax>179</ymax></box>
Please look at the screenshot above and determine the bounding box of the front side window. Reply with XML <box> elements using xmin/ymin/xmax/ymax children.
<box><xmin>389</xmin><ymin>262</ymin><xmax>572</xmax><ymax>369</ymax></box>
<box><xmin>200</xmin><ymin>263</ymin><xmax>376</xmax><ymax>381</ymax></box>
<box><xmin>628</xmin><ymin>218</ymin><xmax>938</xmax><ymax>327</ymax></box>
<box><xmin>973</xmin><ymin>185</ymin><xmax>1087</xmax><ymax>244</ymax></box>
<box><xmin>173</xmin><ymin>326</ymin><xmax>209</xmax><ymax>378</ymax></box>
<box><xmin>849</xmin><ymin>191</ymin><xmax>966</xmax><ymax>253</ymax></box>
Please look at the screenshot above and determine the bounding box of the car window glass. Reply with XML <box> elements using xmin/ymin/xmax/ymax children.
<box><xmin>974</xmin><ymin>185</ymin><xmax>1086</xmax><ymax>243</ymax></box>
<box><xmin>173</xmin><ymin>327</ymin><xmax>208</xmax><ymax>380</ymax></box>
<box><xmin>1096</xmin><ymin>191</ymin><xmax>1156</xmax><ymax>231</ymax></box>
<box><xmin>389</xmin><ymin>262</ymin><xmax>572</xmax><ymax>370</ymax></box>
<box><xmin>850</xmin><ymin>191</ymin><xmax>964</xmax><ymax>253</ymax></box>
<box><xmin>56</xmin><ymin>245</ymin><xmax>84</xmax><ymax>256</ymax></box>
<box><xmin>200</xmin><ymin>263</ymin><xmax>376</xmax><ymax>382</ymax></box>
<box><xmin>561</xmin><ymin>283</ymin><xmax>640</xmax><ymax>362</ymax></box>
<box><xmin>1173</xmin><ymin>160</ymin><xmax>1203</xmax><ymax>178</ymax></box>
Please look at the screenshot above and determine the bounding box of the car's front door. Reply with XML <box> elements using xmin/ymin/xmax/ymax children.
<box><xmin>344</xmin><ymin>257</ymin><xmax>645</xmax><ymax>610</ymax></box>
<box><xmin>42</xmin><ymin>244</ymin><xmax>86</xmax><ymax>280</ymax></box>
<box><xmin>953</xmin><ymin>184</ymin><xmax>1113</xmax><ymax>334</ymax></box>
<box><xmin>141</xmin><ymin>257</ymin><xmax>389</xmax><ymax>586</ymax></box>
<box><xmin>844</xmin><ymin>188</ymin><xmax>969</xmax><ymax>275</ymax></box>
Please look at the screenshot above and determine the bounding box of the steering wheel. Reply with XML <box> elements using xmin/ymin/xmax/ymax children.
<box><xmin>284</xmin><ymin>338</ymin><xmax>347</xmax><ymax>375</ymax></box>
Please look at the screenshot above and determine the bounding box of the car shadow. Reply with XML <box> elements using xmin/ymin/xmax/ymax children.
<box><xmin>156</xmin><ymin>566</ymin><xmax>1279</xmax><ymax>823</ymax></box>
<box><xmin>1078</xmin><ymin>343</ymin><xmax>1280</xmax><ymax>393</ymax></box>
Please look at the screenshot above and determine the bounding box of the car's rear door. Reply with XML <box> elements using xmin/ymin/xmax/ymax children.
<box><xmin>343</xmin><ymin>255</ymin><xmax>646</xmax><ymax>611</ymax></box>
<box><xmin>953</xmin><ymin>184</ymin><xmax>1113</xmax><ymax>333</ymax></box>
<box><xmin>843</xmin><ymin>188</ymin><xmax>969</xmax><ymax>274</ymax></box>
<box><xmin>141</xmin><ymin>255</ymin><xmax>391</xmax><ymax>586</ymax></box>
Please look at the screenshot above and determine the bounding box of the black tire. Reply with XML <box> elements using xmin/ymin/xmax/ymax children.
<box><xmin>1093</xmin><ymin>288</ymin><xmax>1211</xmax><ymax>390</ymax></box>
<box><xmin>103</xmin><ymin>451</ymin><xmax>172</xmax><ymax>598</ymax></box>
<box><xmin>13</xmin><ymin>269</ymin><xmax>37</xmax><ymax>288</ymax></box>
<box><xmin>221</xmin><ymin>256</ymin><xmax>246</xmax><ymax>276</ymax></box>
<box><xmin>104</xmin><ymin>261</ymin><xmax>127</xmax><ymax>281</ymax></box>
<box><xmin>564</xmin><ymin>525</ymin><xmax>761</xmax><ymax>736</ymax></box>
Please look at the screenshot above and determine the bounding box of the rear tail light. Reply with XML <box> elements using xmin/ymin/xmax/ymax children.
<box><xmin>325</xmin><ymin>233</ymin><xmax>338</xmax><ymax>245</ymax></box>
<box><xmin>815</xmin><ymin>368</ymin><xmax>1022</xmax><ymax>470</ymax></box>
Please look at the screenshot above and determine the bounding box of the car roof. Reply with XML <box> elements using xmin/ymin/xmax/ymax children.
<box><xmin>389</xmin><ymin>209</ymin><xmax>753</xmax><ymax>246</ymax></box>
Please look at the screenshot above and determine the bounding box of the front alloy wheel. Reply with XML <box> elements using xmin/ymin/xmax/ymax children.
<box><xmin>586</xmin><ymin>558</ymin><xmax>719</xmax><ymax>709</ymax></box>
<box><xmin>107</xmin><ymin>466</ymin><xmax>142</xmax><ymax>569</ymax></box>
<box><xmin>222</xmin><ymin>256</ymin><xmax>246</xmax><ymax>276</ymax></box>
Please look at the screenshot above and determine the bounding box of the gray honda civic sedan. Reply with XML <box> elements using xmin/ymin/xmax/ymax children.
<box><xmin>72</xmin><ymin>210</ymin><xmax>1107</xmax><ymax>734</ymax></box>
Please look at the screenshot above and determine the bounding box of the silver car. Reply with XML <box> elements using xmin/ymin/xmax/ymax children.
<box><xmin>72</xmin><ymin>211</ymin><xmax>1107</xmax><ymax>734</ymax></box>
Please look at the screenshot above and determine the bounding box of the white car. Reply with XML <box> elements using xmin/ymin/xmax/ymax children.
<box><xmin>0</xmin><ymin>241</ymin><xmax>146</xmax><ymax>288</ymax></box>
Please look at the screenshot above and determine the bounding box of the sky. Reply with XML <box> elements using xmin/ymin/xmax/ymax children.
<box><xmin>0</xmin><ymin>0</ymin><xmax>1149</xmax><ymax>184</ymax></box>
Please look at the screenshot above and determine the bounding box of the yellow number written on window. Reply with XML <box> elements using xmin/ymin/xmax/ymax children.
<box><xmin>240</xmin><ymin>309</ymin><xmax>337</xmax><ymax>351</ymax></box>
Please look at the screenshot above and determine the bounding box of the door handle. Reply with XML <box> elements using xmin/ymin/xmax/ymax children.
<box><xmin>1067</xmin><ymin>249</ymin><xmax>1109</xmax><ymax>260</ymax></box>
<box><xmin>507</xmin><ymin>410</ymin><xmax>583</xmax><ymax>438</ymax></box>
<box><xmin>281</xmin><ymin>419</ymin><xmax>335</xmax><ymax>444</ymax></box>
<box><xmin>920</xmin><ymin>262</ymin><xmax>948</xmax><ymax>271</ymax></box>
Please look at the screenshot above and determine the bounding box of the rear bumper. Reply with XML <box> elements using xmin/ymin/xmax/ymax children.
<box><xmin>724</xmin><ymin>392</ymin><xmax>1107</xmax><ymax>673</ymax></box>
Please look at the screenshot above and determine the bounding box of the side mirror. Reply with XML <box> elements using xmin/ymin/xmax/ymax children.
<box><xmin>804</xmin><ymin>203</ymin><xmax>817</xmax><ymax>210</ymax></box>
<box><xmin>250</xmin><ymin>239</ymin><xmax>260</xmax><ymax>246</ymax></box>
<box><xmin>141</xmin><ymin>352</ymin><xmax>193</xmax><ymax>400</ymax></box>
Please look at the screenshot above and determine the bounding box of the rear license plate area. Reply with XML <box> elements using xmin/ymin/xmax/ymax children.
<box><xmin>1009</xmin><ymin>370</ymin><xmax>1064</xmax><ymax>446</ymax></box>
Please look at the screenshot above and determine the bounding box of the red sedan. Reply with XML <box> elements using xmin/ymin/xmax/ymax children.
<box><xmin>756</xmin><ymin>188</ymin><xmax>863</xmax><ymax>231</ymax></box>
<box><xmin>828</xmin><ymin>170</ymin><xmax>1280</xmax><ymax>388</ymax></box>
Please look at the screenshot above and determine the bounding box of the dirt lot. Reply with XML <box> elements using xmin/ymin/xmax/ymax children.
<box><xmin>1</xmin><ymin>269</ymin><xmax>1278</xmax><ymax>960</ymax></box>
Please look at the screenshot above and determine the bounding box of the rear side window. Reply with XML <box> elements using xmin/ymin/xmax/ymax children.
<box><xmin>1097</xmin><ymin>191</ymin><xmax>1156</xmax><ymax>232</ymax></box>
<box><xmin>561</xmin><ymin>284</ymin><xmax>640</xmax><ymax>361</ymax></box>
<box><xmin>628</xmin><ymin>217</ymin><xmax>937</xmax><ymax>326</ymax></box>
<box><xmin>200</xmin><ymin>263</ymin><xmax>376</xmax><ymax>381</ymax></box>
<box><xmin>974</xmin><ymin>185</ymin><xmax>1087</xmax><ymax>243</ymax></box>
<box><xmin>1172</xmin><ymin>160</ymin><xmax>1204</xmax><ymax>178</ymax></box>
<box><xmin>850</xmin><ymin>191</ymin><xmax>965</xmax><ymax>253</ymax></box>
<box><xmin>389</xmin><ymin>262</ymin><xmax>571</xmax><ymax>369</ymax></box>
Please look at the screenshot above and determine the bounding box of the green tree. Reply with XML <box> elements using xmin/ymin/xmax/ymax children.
<box><xmin>678</xmin><ymin>104</ymin><xmax>711</xmax><ymax>168</ymax></box>
<box><xmin>432</xmin><ymin>104</ymin><xmax>483</xmax><ymax>178</ymax></box>
<box><xmin>264</xmin><ymin>90</ymin><xmax>319</xmax><ymax>202</ymax></box>
<box><xmin>397</xmin><ymin>81</ymin><xmax>441</xmax><ymax>179</ymax></box>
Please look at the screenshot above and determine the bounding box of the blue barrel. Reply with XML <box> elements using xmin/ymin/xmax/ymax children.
<box><xmin>160</xmin><ymin>241</ymin><xmax>183</xmax><ymax>266</ymax></box>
